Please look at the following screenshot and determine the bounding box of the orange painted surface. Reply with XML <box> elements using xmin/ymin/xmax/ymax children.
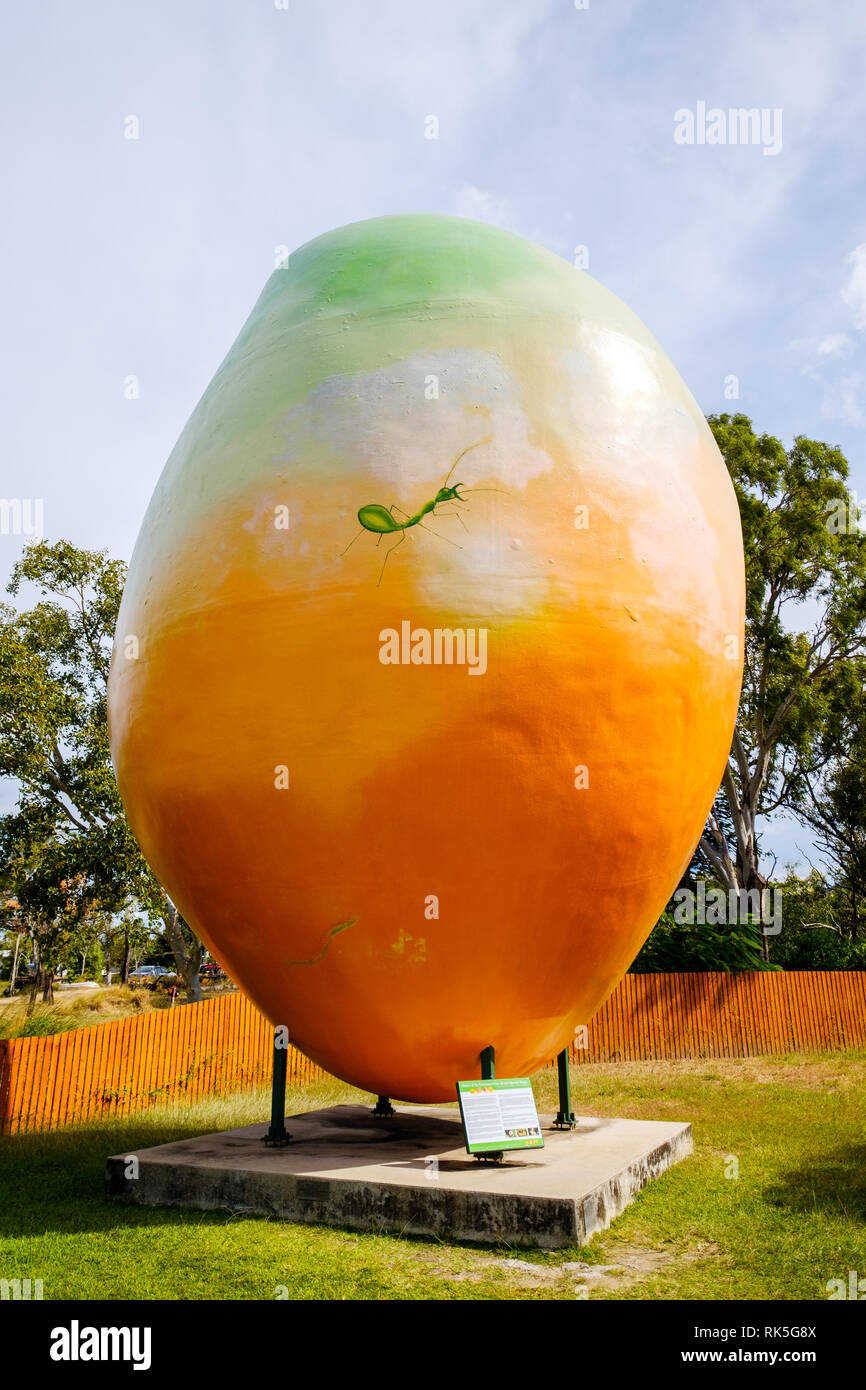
<box><xmin>2</xmin><ymin>975</ymin><xmax>865</xmax><ymax>1134</ymax></box>
<box><xmin>108</xmin><ymin>216</ymin><xmax>745</xmax><ymax>1101</ymax></box>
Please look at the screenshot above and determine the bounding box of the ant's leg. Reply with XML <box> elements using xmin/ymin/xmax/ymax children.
<box><xmin>418</xmin><ymin>521</ymin><xmax>462</xmax><ymax>549</ymax></box>
<box><xmin>341</xmin><ymin>529</ymin><xmax>365</xmax><ymax>556</ymax></box>
<box><xmin>436</xmin><ymin>507</ymin><xmax>469</xmax><ymax>532</ymax></box>
<box><xmin>378</xmin><ymin>529</ymin><xmax>407</xmax><ymax>586</ymax></box>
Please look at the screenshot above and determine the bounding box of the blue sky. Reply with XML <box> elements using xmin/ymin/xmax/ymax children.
<box><xmin>2</xmin><ymin>0</ymin><xmax>865</xmax><ymax>869</ymax></box>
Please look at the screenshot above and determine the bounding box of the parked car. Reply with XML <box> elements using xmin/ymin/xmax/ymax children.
<box><xmin>8</xmin><ymin>970</ymin><xmax>36</xmax><ymax>989</ymax></box>
<box><xmin>129</xmin><ymin>965</ymin><xmax>172</xmax><ymax>980</ymax></box>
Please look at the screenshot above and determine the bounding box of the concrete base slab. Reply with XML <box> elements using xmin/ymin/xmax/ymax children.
<box><xmin>106</xmin><ymin>1105</ymin><xmax>692</xmax><ymax>1248</ymax></box>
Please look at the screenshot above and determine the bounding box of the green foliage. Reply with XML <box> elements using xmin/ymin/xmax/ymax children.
<box><xmin>63</xmin><ymin>934</ymin><xmax>104</xmax><ymax>981</ymax></box>
<box><xmin>0</xmin><ymin>1010</ymin><xmax>77</xmax><ymax>1039</ymax></box>
<box><xmin>631</xmin><ymin>909</ymin><xmax>779</xmax><ymax>974</ymax></box>
<box><xmin>636</xmin><ymin>872</ymin><xmax>866</xmax><ymax>973</ymax></box>
<box><xmin>697</xmin><ymin>416</ymin><xmax>866</xmax><ymax>924</ymax></box>
<box><xmin>790</xmin><ymin>691</ymin><xmax>866</xmax><ymax>942</ymax></box>
<box><xmin>767</xmin><ymin>870</ymin><xmax>866</xmax><ymax>970</ymax></box>
<box><xmin>0</xmin><ymin>541</ymin><xmax>192</xmax><ymax>993</ymax></box>
<box><xmin>711</xmin><ymin>414</ymin><xmax>866</xmax><ymax>672</ymax></box>
<box><xmin>0</xmin><ymin>542</ymin><xmax>132</xmax><ymax>910</ymax></box>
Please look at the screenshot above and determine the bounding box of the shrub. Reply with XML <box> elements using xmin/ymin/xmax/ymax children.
<box><xmin>631</xmin><ymin>910</ymin><xmax>778</xmax><ymax>973</ymax></box>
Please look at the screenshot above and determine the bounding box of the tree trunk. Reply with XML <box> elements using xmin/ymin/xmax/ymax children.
<box><xmin>101</xmin><ymin>930</ymin><xmax>114</xmax><ymax>986</ymax></box>
<box><xmin>736</xmin><ymin>852</ymin><xmax>771</xmax><ymax>960</ymax></box>
<box><xmin>731</xmin><ymin>795</ymin><xmax>770</xmax><ymax>959</ymax></box>
<box><xmin>41</xmin><ymin>969</ymin><xmax>54</xmax><ymax>1004</ymax></box>
<box><xmin>699</xmin><ymin>810</ymin><xmax>738</xmax><ymax>891</ymax></box>
<box><xmin>121</xmin><ymin>930</ymin><xmax>131</xmax><ymax>985</ymax></box>
<box><xmin>26</xmin><ymin>938</ymin><xmax>40</xmax><ymax>1016</ymax></box>
<box><xmin>9</xmin><ymin>931</ymin><xmax>22</xmax><ymax>992</ymax></box>
<box><xmin>164</xmin><ymin>901</ymin><xmax>203</xmax><ymax>1002</ymax></box>
<box><xmin>700</xmin><ymin>740</ymin><xmax>774</xmax><ymax>961</ymax></box>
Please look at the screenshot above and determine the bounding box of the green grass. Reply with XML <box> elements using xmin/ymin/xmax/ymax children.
<box><xmin>0</xmin><ymin>983</ymin><xmax>233</xmax><ymax>1039</ymax></box>
<box><xmin>1</xmin><ymin>1054</ymin><xmax>864</xmax><ymax>1300</ymax></box>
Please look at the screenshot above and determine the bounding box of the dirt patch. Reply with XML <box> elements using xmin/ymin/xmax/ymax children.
<box><xmin>412</xmin><ymin>1239</ymin><xmax>721</xmax><ymax>1293</ymax></box>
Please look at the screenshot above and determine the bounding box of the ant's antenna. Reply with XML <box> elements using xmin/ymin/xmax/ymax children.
<box><xmin>443</xmin><ymin>435</ymin><xmax>493</xmax><ymax>487</ymax></box>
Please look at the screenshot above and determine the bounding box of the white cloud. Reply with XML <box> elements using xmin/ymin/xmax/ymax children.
<box><xmin>315</xmin><ymin>0</ymin><xmax>551</xmax><ymax>131</ymax></box>
<box><xmin>817</xmin><ymin>331</ymin><xmax>851</xmax><ymax>356</ymax></box>
<box><xmin>789</xmin><ymin>335</ymin><xmax>848</xmax><ymax>357</ymax></box>
<box><xmin>820</xmin><ymin>372</ymin><xmax>865</xmax><ymax>428</ymax></box>
<box><xmin>788</xmin><ymin>246</ymin><xmax>866</xmax><ymax>424</ymax></box>
<box><xmin>452</xmin><ymin>185</ymin><xmax>510</xmax><ymax>227</ymax></box>
<box><xmin>841</xmin><ymin>243</ymin><xmax>866</xmax><ymax>330</ymax></box>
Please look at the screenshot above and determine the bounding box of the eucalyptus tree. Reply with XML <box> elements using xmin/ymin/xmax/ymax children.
<box><xmin>792</xmin><ymin>686</ymin><xmax>866</xmax><ymax>940</ymax></box>
<box><xmin>0</xmin><ymin>541</ymin><xmax>202</xmax><ymax>999</ymax></box>
<box><xmin>696</xmin><ymin>414</ymin><xmax>866</xmax><ymax>955</ymax></box>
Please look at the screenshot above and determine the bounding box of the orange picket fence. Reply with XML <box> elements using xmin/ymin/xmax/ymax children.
<box><xmin>1</xmin><ymin>972</ymin><xmax>864</xmax><ymax>1134</ymax></box>
<box><xmin>570</xmin><ymin>970</ymin><xmax>866</xmax><ymax>1063</ymax></box>
<box><xmin>0</xmin><ymin>990</ymin><xmax>324</xmax><ymax>1136</ymax></box>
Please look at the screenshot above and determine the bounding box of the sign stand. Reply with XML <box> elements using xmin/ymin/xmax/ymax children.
<box><xmin>371</xmin><ymin>1095</ymin><xmax>396</xmax><ymax>1118</ymax></box>
<box><xmin>262</xmin><ymin>1031</ymin><xmax>292</xmax><ymax>1147</ymax></box>
<box><xmin>552</xmin><ymin>1047</ymin><xmax>577</xmax><ymax>1129</ymax></box>
<box><xmin>476</xmin><ymin>1045</ymin><xmax>502</xmax><ymax>1162</ymax></box>
<box><xmin>456</xmin><ymin>1047</ymin><xmax>544</xmax><ymax>1163</ymax></box>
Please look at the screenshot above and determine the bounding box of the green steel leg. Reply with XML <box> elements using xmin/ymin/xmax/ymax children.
<box><xmin>263</xmin><ymin>1034</ymin><xmax>292</xmax><ymax>1146</ymax></box>
<box><xmin>476</xmin><ymin>1046</ymin><xmax>502</xmax><ymax>1161</ymax></box>
<box><xmin>553</xmin><ymin>1046</ymin><xmax>577</xmax><ymax>1129</ymax></box>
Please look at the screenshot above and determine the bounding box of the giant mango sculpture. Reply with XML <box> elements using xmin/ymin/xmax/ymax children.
<box><xmin>108</xmin><ymin>215</ymin><xmax>744</xmax><ymax>1101</ymax></box>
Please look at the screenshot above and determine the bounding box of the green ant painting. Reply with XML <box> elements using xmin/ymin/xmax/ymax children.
<box><xmin>285</xmin><ymin>917</ymin><xmax>358</xmax><ymax>966</ymax></box>
<box><xmin>342</xmin><ymin>436</ymin><xmax>495</xmax><ymax>584</ymax></box>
